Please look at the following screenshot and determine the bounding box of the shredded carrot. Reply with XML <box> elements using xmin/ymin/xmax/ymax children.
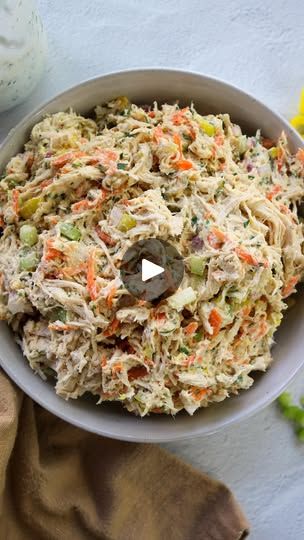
<box><xmin>191</xmin><ymin>387</ymin><xmax>209</xmax><ymax>401</ymax></box>
<box><xmin>112</xmin><ymin>363</ymin><xmax>122</xmax><ymax>374</ymax></box>
<box><xmin>279</xmin><ymin>204</ymin><xmax>290</xmax><ymax>215</ymax></box>
<box><xmin>12</xmin><ymin>189</ymin><xmax>20</xmax><ymax>215</ymax></box>
<box><xmin>48</xmin><ymin>323</ymin><xmax>74</xmax><ymax>331</ymax></box>
<box><xmin>282</xmin><ymin>275</ymin><xmax>300</xmax><ymax>298</ymax></box>
<box><xmin>184</xmin><ymin>321</ymin><xmax>199</xmax><ymax>335</ymax></box>
<box><xmin>103</xmin><ymin>318</ymin><xmax>120</xmax><ymax>337</ymax></box>
<box><xmin>53</xmin><ymin>151</ymin><xmax>86</xmax><ymax>169</ymax></box>
<box><xmin>175</xmin><ymin>159</ymin><xmax>193</xmax><ymax>170</ymax></box>
<box><xmin>171</xmin><ymin>108</ymin><xmax>189</xmax><ymax>126</ymax></box>
<box><xmin>107</xmin><ymin>286</ymin><xmax>117</xmax><ymax>309</ymax></box>
<box><xmin>207</xmin><ymin>227</ymin><xmax>226</xmax><ymax>249</ymax></box>
<box><xmin>153</xmin><ymin>126</ymin><xmax>165</xmax><ymax>143</ymax></box>
<box><xmin>95</xmin><ymin>227</ymin><xmax>116</xmax><ymax>246</ymax></box>
<box><xmin>235</xmin><ymin>246</ymin><xmax>259</xmax><ymax>266</ymax></box>
<box><xmin>185</xmin><ymin>354</ymin><xmax>196</xmax><ymax>366</ymax></box>
<box><xmin>100</xmin><ymin>355</ymin><xmax>107</xmax><ymax>368</ymax></box>
<box><xmin>296</xmin><ymin>148</ymin><xmax>304</xmax><ymax>162</ymax></box>
<box><xmin>148</xmin><ymin>111</ymin><xmax>155</xmax><ymax>118</ymax></box>
<box><xmin>40</xmin><ymin>178</ymin><xmax>54</xmax><ymax>189</ymax></box>
<box><xmin>209</xmin><ymin>308</ymin><xmax>222</xmax><ymax>337</ymax></box>
<box><xmin>173</xmin><ymin>133</ymin><xmax>183</xmax><ymax>158</ymax></box>
<box><xmin>256</xmin><ymin>319</ymin><xmax>268</xmax><ymax>338</ymax></box>
<box><xmin>44</xmin><ymin>239</ymin><xmax>64</xmax><ymax>261</ymax></box>
<box><xmin>266</xmin><ymin>184</ymin><xmax>282</xmax><ymax>200</ymax></box>
<box><xmin>87</xmin><ymin>248</ymin><xmax>99</xmax><ymax>300</ymax></box>
<box><xmin>71</xmin><ymin>199</ymin><xmax>90</xmax><ymax>213</ymax></box>
<box><xmin>128</xmin><ymin>366</ymin><xmax>148</xmax><ymax>381</ymax></box>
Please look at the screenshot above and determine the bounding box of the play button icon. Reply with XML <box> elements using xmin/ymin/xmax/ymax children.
<box><xmin>120</xmin><ymin>238</ymin><xmax>184</xmax><ymax>302</ymax></box>
<box><xmin>141</xmin><ymin>259</ymin><xmax>164</xmax><ymax>282</ymax></box>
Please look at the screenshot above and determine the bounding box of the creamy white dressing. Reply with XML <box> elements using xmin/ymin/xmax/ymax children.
<box><xmin>0</xmin><ymin>0</ymin><xmax>47</xmax><ymax>113</ymax></box>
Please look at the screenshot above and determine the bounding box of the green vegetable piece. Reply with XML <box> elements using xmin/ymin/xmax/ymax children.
<box><xmin>20</xmin><ymin>252</ymin><xmax>38</xmax><ymax>271</ymax></box>
<box><xmin>191</xmin><ymin>216</ymin><xmax>198</xmax><ymax>226</ymax></box>
<box><xmin>60</xmin><ymin>223</ymin><xmax>81</xmax><ymax>241</ymax></box>
<box><xmin>243</xmin><ymin>219</ymin><xmax>250</xmax><ymax>228</ymax></box>
<box><xmin>50</xmin><ymin>308</ymin><xmax>67</xmax><ymax>323</ymax></box>
<box><xmin>19</xmin><ymin>224</ymin><xmax>38</xmax><ymax>246</ymax></box>
<box><xmin>189</xmin><ymin>256</ymin><xmax>205</xmax><ymax>276</ymax></box>
<box><xmin>179</xmin><ymin>346</ymin><xmax>190</xmax><ymax>355</ymax></box>
<box><xmin>297</xmin><ymin>427</ymin><xmax>304</xmax><ymax>443</ymax></box>
<box><xmin>19</xmin><ymin>197</ymin><xmax>41</xmax><ymax>219</ymax></box>
<box><xmin>278</xmin><ymin>392</ymin><xmax>292</xmax><ymax>409</ymax></box>
<box><xmin>300</xmin><ymin>396</ymin><xmax>304</xmax><ymax>408</ymax></box>
<box><xmin>117</xmin><ymin>162</ymin><xmax>127</xmax><ymax>170</ymax></box>
<box><xmin>118</xmin><ymin>213</ymin><xmax>137</xmax><ymax>232</ymax></box>
<box><xmin>194</xmin><ymin>331</ymin><xmax>203</xmax><ymax>342</ymax></box>
<box><xmin>283</xmin><ymin>405</ymin><xmax>300</xmax><ymax>421</ymax></box>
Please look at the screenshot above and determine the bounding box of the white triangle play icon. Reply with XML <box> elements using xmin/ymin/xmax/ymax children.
<box><xmin>141</xmin><ymin>258</ymin><xmax>164</xmax><ymax>282</ymax></box>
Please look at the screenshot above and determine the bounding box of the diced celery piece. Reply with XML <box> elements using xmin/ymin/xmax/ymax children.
<box><xmin>189</xmin><ymin>255</ymin><xmax>205</xmax><ymax>276</ymax></box>
<box><xmin>60</xmin><ymin>223</ymin><xmax>81</xmax><ymax>241</ymax></box>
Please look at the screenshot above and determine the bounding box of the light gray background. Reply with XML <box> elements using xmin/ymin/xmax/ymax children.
<box><xmin>0</xmin><ymin>1</ymin><xmax>303</xmax><ymax>538</ymax></box>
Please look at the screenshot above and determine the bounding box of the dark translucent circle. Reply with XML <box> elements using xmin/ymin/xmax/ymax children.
<box><xmin>120</xmin><ymin>238</ymin><xmax>184</xmax><ymax>302</ymax></box>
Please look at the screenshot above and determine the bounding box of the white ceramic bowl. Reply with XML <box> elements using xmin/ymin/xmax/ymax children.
<box><xmin>0</xmin><ymin>69</ymin><xmax>303</xmax><ymax>442</ymax></box>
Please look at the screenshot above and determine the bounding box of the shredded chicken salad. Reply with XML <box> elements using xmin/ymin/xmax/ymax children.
<box><xmin>0</xmin><ymin>97</ymin><xmax>303</xmax><ymax>416</ymax></box>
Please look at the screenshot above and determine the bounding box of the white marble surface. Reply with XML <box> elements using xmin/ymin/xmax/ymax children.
<box><xmin>0</xmin><ymin>1</ymin><xmax>304</xmax><ymax>538</ymax></box>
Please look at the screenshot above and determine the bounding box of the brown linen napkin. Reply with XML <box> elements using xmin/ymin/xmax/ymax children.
<box><xmin>0</xmin><ymin>369</ymin><xmax>249</xmax><ymax>540</ymax></box>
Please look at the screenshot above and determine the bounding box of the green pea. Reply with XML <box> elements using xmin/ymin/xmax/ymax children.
<box><xmin>60</xmin><ymin>223</ymin><xmax>81</xmax><ymax>241</ymax></box>
<box><xmin>20</xmin><ymin>252</ymin><xmax>38</xmax><ymax>271</ymax></box>
<box><xmin>20</xmin><ymin>224</ymin><xmax>38</xmax><ymax>246</ymax></box>
<box><xmin>278</xmin><ymin>392</ymin><xmax>292</xmax><ymax>409</ymax></box>
<box><xmin>297</xmin><ymin>427</ymin><xmax>304</xmax><ymax>443</ymax></box>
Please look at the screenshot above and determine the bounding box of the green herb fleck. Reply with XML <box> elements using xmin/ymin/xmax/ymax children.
<box><xmin>117</xmin><ymin>162</ymin><xmax>127</xmax><ymax>170</ymax></box>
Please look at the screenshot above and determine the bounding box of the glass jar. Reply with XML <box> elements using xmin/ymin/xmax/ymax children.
<box><xmin>0</xmin><ymin>0</ymin><xmax>47</xmax><ymax>113</ymax></box>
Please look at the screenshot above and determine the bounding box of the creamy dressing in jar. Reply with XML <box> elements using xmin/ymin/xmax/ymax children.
<box><xmin>0</xmin><ymin>0</ymin><xmax>47</xmax><ymax>113</ymax></box>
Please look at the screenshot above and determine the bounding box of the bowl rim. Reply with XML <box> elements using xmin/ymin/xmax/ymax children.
<box><xmin>0</xmin><ymin>67</ymin><xmax>303</xmax><ymax>442</ymax></box>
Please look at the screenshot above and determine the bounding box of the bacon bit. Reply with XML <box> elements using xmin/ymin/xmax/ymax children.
<box><xmin>207</xmin><ymin>227</ymin><xmax>227</xmax><ymax>249</ymax></box>
<box><xmin>12</xmin><ymin>189</ymin><xmax>20</xmax><ymax>215</ymax></box>
<box><xmin>107</xmin><ymin>286</ymin><xmax>117</xmax><ymax>309</ymax></box>
<box><xmin>101</xmin><ymin>354</ymin><xmax>108</xmax><ymax>369</ymax></box>
<box><xmin>26</xmin><ymin>153</ymin><xmax>34</xmax><ymax>171</ymax></box>
<box><xmin>235</xmin><ymin>246</ymin><xmax>259</xmax><ymax>266</ymax></box>
<box><xmin>262</xmin><ymin>137</ymin><xmax>275</xmax><ymax>149</ymax></box>
<box><xmin>215</xmin><ymin>133</ymin><xmax>224</xmax><ymax>146</ymax></box>
<box><xmin>191</xmin><ymin>387</ymin><xmax>209</xmax><ymax>401</ymax></box>
<box><xmin>208</xmin><ymin>308</ymin><xmax>222</xmax><ymax>338</ymax></box>
<box><xmin>112</xmin><ymin>363</ymin><xmax>122</xmax><ymax>374</ymax></box>
<box><xmin>44</xmin><ymin>239</ymin><xmax>64</xmax><ymax>261</ymax></box>
<box><xmin>282</xmin><ymin>275</ymin><xmax>300</xmax><ymax>298</ymax></box>
<box><xmin>148</xmin><ymin>111</ymin><xmax>155</xmax><ymax>118</ymax></box>
<box><xmin>266</xmin><ymin>184</ymin><xmax>282</xmax><ymax>200</ymax></box>
<box><xmin>184</xmin><ymin>321</ymin><xmax>199</xmax><ymax>335</ymax></box>
<box><xmin>40</xmin><ymin>178</ymin><xmax>54</xmax><ymax>189</ymax></box>
<box><xmin>151</xmin><ymin>407</ymin><xmax>163</xmax><ymax>414</ymax></box>
<box><xmin>128</xmin><ymin>366</ymin><xmax>148</xmax><ymax>381</ymax></box>
<box><xmin>95</xmin><ymin>227</ymin><xmax>116</xmax><ymax>246</ymax></box>
<box><xmin>103</xmin><ymin>318</ymin><xmax>120</xmax><ymax>337</ymax></box>
<box><xmin>0</xmin><ymin>216</ymin><xmax>5</xmax><ymax>228</ymax></box>
<box><xmin>296</xmin><ymin>148</ymin><xmax>304</xmax><ymax>162</ymax></box>
<box><xmin>153</xmin><ymin>311</ymin><xmax>166</xmax><ymax>321</ymax></box>
<box><xmin>53</xmin><ymin>151</ymin><xmax>87</xmax><ymax>169</ymax></box>
<box><xmin>87</xmin><ymin>248</ymin><xmax>99</xmax><ymax>301</ymax></box>
<box><xmin>48</xmin><ymin>323</ymin><xmax>74</xmax><ymax>331</ymax></box>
